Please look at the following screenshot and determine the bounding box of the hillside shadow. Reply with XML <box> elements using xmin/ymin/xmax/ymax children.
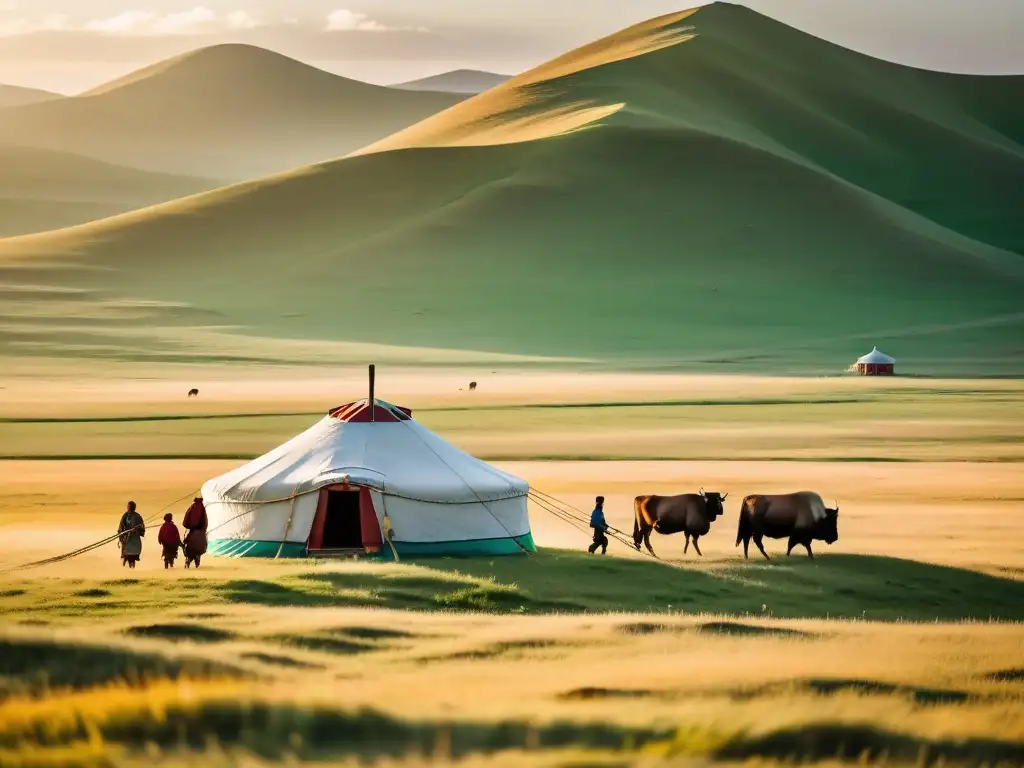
<box><xmin>419</xmin><ymin>550</ymin><xmax>1024</xmax><ymax>621</ymax></box>
<box><xmin>217</xmin><ymin>571</ymin><xmax>582</xmax><ymax>614</ymax></box>
<box><xmin>716</xmin><ymin>723</ymin><xmax>1024</xmax><ymax>766</ymax></box>
<box><xmin>13</xmin><ymin>691</ymin><xmax>1024</xmax><ymax>766</ymax></box>
<box><xmin>800</xmin><ymin>678</ymin><xmax>971</xmax><ymax>705</ymax></box>
<box><xmin>124</xmin><ymin>624</ymin><xmax>237</xmax><ymax>644</ymax></box>
<box><xmin>0</xmin><ymin>636</ymin><xmax>243</xmax><ymax>696</ymax></box>
<box><xmin>214</xmin><ymin>550</ymin><xmax>1024</xmax><ymax>620</ymax></box>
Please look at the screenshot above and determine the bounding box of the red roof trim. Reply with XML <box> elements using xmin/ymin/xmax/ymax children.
<box><xmin>328</xmin><ymin>400</ymin><xmax>413</xmax><ymax>422</ymax></box>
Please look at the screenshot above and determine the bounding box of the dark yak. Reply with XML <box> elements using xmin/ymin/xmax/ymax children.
<box><xmin>736</xmin><ymin>491</ymin><xmax>839</xmax><ymax>560</ymax></box>
<box><xmin>633</xmin><ymin>490</ymin><xmax>727</xmax><ymax>558</ymax></box>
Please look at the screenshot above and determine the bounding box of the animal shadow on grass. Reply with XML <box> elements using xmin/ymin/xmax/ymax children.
<box><xmin>125</xmin><ymin>623</ymin><xmax>236</xmax><ymax>644</ymax></box>
<box><xmin>0</xmin><ymin>636</ymin><xmax>242</xmax><ymax>695</ymax></box>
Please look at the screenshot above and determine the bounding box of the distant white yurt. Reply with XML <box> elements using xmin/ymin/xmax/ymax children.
<box><xmin>848</xmin><ymin>346</ymin><xmax>896</xmax><ymax>376</ymax></box>
<box><xmin>203</xmin><ymin>369</ymin><xmax>533</xmax><ymax>559</ymax></box>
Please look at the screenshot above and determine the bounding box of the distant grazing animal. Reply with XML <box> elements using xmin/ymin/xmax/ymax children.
<box><xmin>469</xmin><ymin>382</ymin><xmax>477</xmax><ymax>391</ymax></box>
<box><xmin>736</xmin><ymin>492</ymin><xmax>838</xmax><ymax>560</ymax></box>
<box><xmin>188</xmin><ymin>388</ymin><xmax>199</xmax><ymax>397</ymax></box>
<box><xmin>633</xmin><ymin>490</ymin><xmax>728</xmax><ymax>558</ymax></box>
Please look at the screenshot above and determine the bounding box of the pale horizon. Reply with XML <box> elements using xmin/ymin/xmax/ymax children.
<box><xmin>1</xmin><ymin>0</ymin><xmax>1022</xmax><ymax>95</ymax></box>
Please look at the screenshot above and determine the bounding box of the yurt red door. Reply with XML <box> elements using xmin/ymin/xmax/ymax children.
<box><xmin>308</xmin><ymin>486</ymin><xmax>384</xmax><ymax>554</ymax></box>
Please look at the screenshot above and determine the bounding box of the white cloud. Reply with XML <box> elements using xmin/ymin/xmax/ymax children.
<box><xmin>0</xmin><ymin>7</ymin><xmax>423</xmax><ymax>38</ymax></box>
<box><xmin>155</xmin><ymin>6</ymin><xmax>217</xmax><ymax>34</ymax></box>
<box><xmin>226</xmin><ymin>10</ymin><xmax>260</xmax><ymax>30</ymax></box>
<box><xmin>85</xmin><ymin>10</ymin><xmax>155</xmax><ymax>34</ymax></box>
<box><xmin>326</xmin><ymin>9</ymin><xmax>387</xmax><ymax>32</ymax></box>
<box><xmin>84</xmin><ymin>6</ymin><xmax>218</xmax><ymax>36</ymax></box>
<box><xmin>325</xmin><ymin>9</ymin><xmax>426</xmax><ymax>33</ymax></box>
<box><xmin>0</xmin><ymin>12</ymin><xmax>69</xmax><ymax>36</ymax></box>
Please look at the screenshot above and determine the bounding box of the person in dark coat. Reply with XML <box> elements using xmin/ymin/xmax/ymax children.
<box><xmin>117</xmin><ymin>501</ymin><xmax>145</xmax><ymax>568</ymax></box>
<box><xmin>182</xmin><ymin>497</ymin><xmax>208</xmax><ymax>568</ymax></box>
<box><xmin>158</xmin><ymin>513</ymin><xmax>182</xmax><ymax>569</ymax></box>
<box><xmin>588</xmin><ymin>496</ymin><xmax>609</xmax><ymax>555</ymax></box>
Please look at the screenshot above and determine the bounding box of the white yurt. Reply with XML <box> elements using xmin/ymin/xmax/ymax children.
<box><xmin>203</xmin><ymin>370</ymin><xmax>533</xmax><ymax>559</ymax></box>
<box><xmin>849</xmin><ymin>346</ymin><xmax>896</xmax><ymax>376</ymax></box>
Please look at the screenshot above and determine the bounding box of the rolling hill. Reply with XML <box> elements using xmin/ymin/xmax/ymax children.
<box><xmin>0</xmin><ymin>145</ymin><xmax>218</xmax><ymax>237</ymax></box>
<box><xmin>1</xmin><ymin>3</ymin><xmax>1022</xmax><ymax>373</ymax></box>
<box><xmin>0</xmin><ymin>84</ymin><xmax>62</xmax><ymax>108</ymax></box>
<box><xmin>393</xmin><ymin>70</ymin><xmax>512</xmax><ymax>94</ymax></box>
<box><xmin>0</xmin><ymin>45</ymin><xmax>465</xmax><ymax>180</ymax></box>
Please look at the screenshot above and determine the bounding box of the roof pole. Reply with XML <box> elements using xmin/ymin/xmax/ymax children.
<box><xmin>369</xmin><ymin>364</ymin><xmax>376</xmax><ymax>422</ymax></box>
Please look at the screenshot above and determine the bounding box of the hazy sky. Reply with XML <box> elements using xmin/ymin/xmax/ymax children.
<box><xmin>1</xmin><ymin>0</ymin><xmax>1022</xmax><ymax>93</ymax></box>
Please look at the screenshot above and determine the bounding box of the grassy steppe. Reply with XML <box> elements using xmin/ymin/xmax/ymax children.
<box><xmin>0</xmin><ymin>145</ymin><xmax>219</xmax><ymax>237</ymax></box>
<box><xmin>1</xmin><ymin>3</ymin><xmax>1021</xmax><ymax>371</ymax></box>
<box><xmin>0</xmin><ymin>45</ymin><xmax>463</xmax><ymax>180</ymax></box>
<box><xmin>2</xmin><ymin>372</ymin><xmax>1022</xmax><ymax>765</ymax></box>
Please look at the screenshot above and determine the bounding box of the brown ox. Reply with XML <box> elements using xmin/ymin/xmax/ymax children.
<box><xmin>633</xmin><ymin>490</ymin><xmax>727</xmax><ymax>558</ymax></box>
<box><xmin>736</xmin><ymin>492</ymin><xmax>839</xmax><ymax>560</ymax></box>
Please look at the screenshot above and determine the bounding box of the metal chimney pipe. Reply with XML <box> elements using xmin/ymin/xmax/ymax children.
<box><xmin>368</xmin><ymin>364</ymin><xmax>376</xmax><ymax>422</ymax></box>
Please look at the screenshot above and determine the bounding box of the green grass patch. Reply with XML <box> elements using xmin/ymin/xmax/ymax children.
<box><xmin>123</xmin><ymin>624</ymin><xmax>236</xmax><ymax>644</ymax></box>
<box><xmin>7</xmin><ymin>549</ymin><xmax>1024</xmax><ymax>624</ymax></box>
<box><xmin>0</xmin><ymin>636</ymin><xmax>242</xmax><ymax>696</ymax></box>
<box><xmin>269</xmin><ymin>634</ymin><xmax>373</xmax><ymax>656</ymax></box>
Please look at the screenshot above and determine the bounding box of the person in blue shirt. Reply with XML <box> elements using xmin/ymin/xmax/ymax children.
<box><xmin>588</xmin><ymin>495</ymin><xmax>609</xmax><ymax>555</ymax></box>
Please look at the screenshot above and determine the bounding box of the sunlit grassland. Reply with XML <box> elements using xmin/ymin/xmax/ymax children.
<box><xmin>2</xmin><ymin>379</ymin><xmax>1022</xmax><ymax>462</ymax></box>
<box><xmin>1</xmin><ymin>373</ymin><xmax>1022</xmax><ymax>765</ymax></box>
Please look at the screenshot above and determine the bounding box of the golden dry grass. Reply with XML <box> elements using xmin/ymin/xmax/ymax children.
<box><xmin>1</xmin><ymin>371</ymin><xmax>1023</xmax><ymax>765</ymax></box>
<box><xmin>353</xmin><ymin>10</ymin><xmax>699</xmax><ymax>155</ymax></box>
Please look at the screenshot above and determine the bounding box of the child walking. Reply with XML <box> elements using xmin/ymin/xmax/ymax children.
<box><xmin>158</xmin><ymin>513</ymin><xmax>182</xmax><ymax>569</ymax></box>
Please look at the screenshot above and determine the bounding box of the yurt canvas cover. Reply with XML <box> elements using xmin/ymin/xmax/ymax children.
<box><xmin>203</xmin><ymin>398</ymin><xmax>534</xmax><ymax>558</ymax></box>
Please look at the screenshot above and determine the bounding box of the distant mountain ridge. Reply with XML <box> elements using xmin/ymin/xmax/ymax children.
<box><xmin>1</xmin><ymin>3</ymin><xmax>1021</xmax><ymax>373</ymax></box>
<box><xmin>0</xmin><ymin>84</ymin><xmax>62</xmax><ymax>108</ymax></box>
<box><xmin>0</xmin><ymin>44</ymin><xmax>465</xmax><ymax>180</ymax></box>
<box><xmin>393</xmin><ymin>69</ymin><xmax>512</xmax><ymax>94</ymax></box>
<box><xmin>0</xmin><ymin>144</ymin><xmax>216</xmax><ymax>238</ymax></box>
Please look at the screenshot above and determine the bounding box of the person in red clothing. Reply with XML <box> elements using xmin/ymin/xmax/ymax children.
<box><xmin>182</xmin><ymin>497</ymin><xmax>208</xmax><ymax>569</ymax></box>
<box><xmin>158</xmin><ymin>513</ymin><xmax>182</xmax><ymax>569</ymax></box>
